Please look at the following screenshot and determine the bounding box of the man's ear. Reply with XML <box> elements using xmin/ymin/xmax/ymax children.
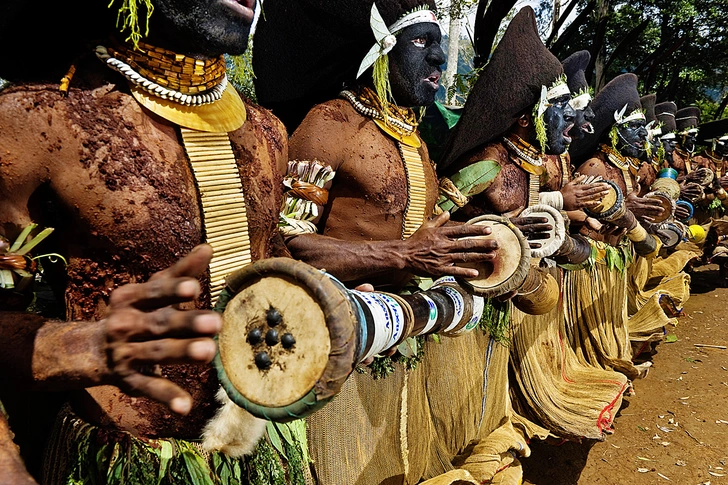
<box><xmin>518</xmin><ymin>114</ymin><xmax>531</xmax><ymax>128</ymax></box>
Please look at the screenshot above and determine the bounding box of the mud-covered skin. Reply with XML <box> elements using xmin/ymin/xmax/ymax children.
<box><xmin>286</xmin><ymin>99</ymin><xmax>439</xmax><ymax>288</ymax></box>
<box><xmin>672</xmin><ymin>149</ymin><xmax>716</xmax><ymax>183</ymax></box>
<box><xmin>445</xmin><ymin>142</ymin><xmax>564</xmax><ymax>221</ymax></box>
<box><xmin>0</xmin><ymin>64</ymin><xmax>287</xmax><ymax>438</ymax></box>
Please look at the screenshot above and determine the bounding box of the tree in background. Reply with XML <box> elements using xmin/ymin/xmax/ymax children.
<box><xmin>536</xmin><ymin>0</ymin><xmax>728</xmax><ymax>121</ymax></box>
<box><xmin>437</xmin><ymin>0</ymin><xmax>479</xmax><ymax>104</ymax></box>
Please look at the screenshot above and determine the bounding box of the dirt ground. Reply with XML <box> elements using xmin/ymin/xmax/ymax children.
<box><xmin>522</xmin><ymin>263</ymin><xmax>728</xmax><ymax>485</ymax></box>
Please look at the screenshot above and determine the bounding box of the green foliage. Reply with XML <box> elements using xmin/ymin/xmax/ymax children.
<box><xmin>541</xmin><ymin>0</ymin><xmax>728</xmax><ymax>121</ymax></box>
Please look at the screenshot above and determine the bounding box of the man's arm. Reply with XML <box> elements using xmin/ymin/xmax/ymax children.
<box><xmin>286</xmin><ymin>211</ymin><xmax>498</xmax><ymax>282</ymax></box>
<box><xmin>0</xmin><ymin>245</ymin><xmax>221</xmax><ymax>415</ymax></box>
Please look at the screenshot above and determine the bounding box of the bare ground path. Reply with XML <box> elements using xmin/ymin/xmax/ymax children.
<box><xmin>522</xmin><ymin>264</ymin><xmax>728</xmax><ymax>485</ymax></box>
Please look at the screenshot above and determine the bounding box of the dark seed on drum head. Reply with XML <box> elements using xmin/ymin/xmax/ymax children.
<box><xmin>247</xmin><ymin>327</ymin><xmax>263</xmax><ymax>344</ymax></box>
<box><xmin>266</xmin><ymin>329</ymin><xmax>280</xmax><ymax>346</ymax></box>
<box><xmin>281</xmin><ymin>333</ymin><xmax>296</xmax><ymax>349</ymax></box>
<box><xmin>255</xmin><ymin>351</ymin><xmax>272</xmax><ymax>370</ymax></box>
<box><xmin>266</xmin><ymin>307</ymin><xmax>282</xmax><ymax>326</ymax></box>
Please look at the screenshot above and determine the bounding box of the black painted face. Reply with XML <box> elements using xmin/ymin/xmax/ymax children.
<box><xmin>681</xmin><ymin>132</ymin><xmax>698</xmax><ymax>152</ymax></box>
<box><xmin>544</xmin><ymin>94</ymin><xmax>576</xmax><ymax>155</ymax></box>
<box><xmin>662</xmin><ymin>138</ymin><xmax>677</xmax><ymax>164</ymax></box>
<box><xmin>149</xmin><ymin>0</ymin><xmax>255</xmax><ymax>57</ymax></box>
<box><xmin>716</xmin><ymin>140</ymin><xmax>728</xmax><ymax>157</ymax></box>
<box><xmin>617</xmin><ymin>119</ymin><xmax>648</xmax><ymax>158</ymax></box>
<box><xmin>568</xmin><ymin>103</ymin><xmax>595</xmax><ymax>140</ymax></box>
<box><xmin>388</xmin><ymin>23</ymin><xmax>446</xmax><ymax>108</ymax></box>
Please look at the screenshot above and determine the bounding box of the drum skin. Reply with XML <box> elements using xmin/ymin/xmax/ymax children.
<box><xmin>459</xmin><ymin>215</ymin><xmax>531</xmax><ymax>298</ymax></box>
<box><xmin>214</xmin><ymin>258</ymin><xmax>359</xmax><ymax>422</ymax></box>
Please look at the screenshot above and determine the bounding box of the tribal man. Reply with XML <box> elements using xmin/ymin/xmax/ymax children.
<box><xmin>0</xmin><ymin>0</ymin><xmax>296</xmax><ymax>482</ymax></box>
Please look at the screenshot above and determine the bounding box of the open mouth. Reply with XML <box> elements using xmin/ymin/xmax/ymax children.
<box><xmin>581</xmin><ymin>122</ymin><xmax>594</xmax><ymax>134</ymax></box>
<box><xmin>563</xmin><ymin>124</ymin><xmax>574</xmax><ymax>144</ymax></box>
<box><xmin>424</xmin><ymin>72</ymin><xmax>440</xmax><ymax>90</ymax></box>
<box><xmin>222</xmin><ymin>0</ymin><xmax>255</xmax><ymax>22</ymax></box>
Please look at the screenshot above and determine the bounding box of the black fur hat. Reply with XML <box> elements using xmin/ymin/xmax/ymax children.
<box><xmin>676</xmin><ymin>106</ymin><xmax>701</xmax><ymax>133</ymax></box>
<box><xmin>569</xmin><ymin>73</ymin><xmax>642</xmax><ymax>162</ymax></box>
<box><xmin>697</xmin><ymin>118</ymin><xmax>728</xmax><ymax>142</ymax></box>
<box><xmin>438</xmin><ymin>7</ymin><xmax>564</xmax><ymax>170</ymax></box>
<box><xmin>655</xmin><ymin>101</ymin><xmax>678</xmax><ymax>134</ymax></box>
<box><xmin>252</xmin><ymin>0</ymin><xmax>436</xmax><ymax>131</ymax></box>
<box><xmin>562</xmin><ymin>50</ymin><xmax>591</xmax><ymax>95</ymax></box>
<box><xmin>640</xmin><ymin>94</ymin><xmax>657</xmax><ymax>123</ymax></box>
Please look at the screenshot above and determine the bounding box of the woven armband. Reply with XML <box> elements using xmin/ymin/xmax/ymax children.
<box><xmin>279</xmin><ymin>160</ymin><xmax>336</xmax><ymax>238</ymax></box>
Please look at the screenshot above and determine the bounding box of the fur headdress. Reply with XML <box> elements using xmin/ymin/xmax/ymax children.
<box><xmin>676</xmin><ymin>106</ymin><xmax>701</xmax><ymax>134</ymax></box>
<box><xmin>252</xmin><ymin>0</ymin><xmax>437</xmax><ymax>131</ymax></box>
<box><xmin>655</xmin><ymin>101</ymin><xmax>678</xmax><ymax>135</ymax></box>
<box><xmin>562</xmin><ymin>50</ymin><xmax>592</xmax><ymax>110</ymax></box>
<box><xmin>438</xmin><ymin>7</ymin><xmax>564</xmax><ymax>170</ymax></box>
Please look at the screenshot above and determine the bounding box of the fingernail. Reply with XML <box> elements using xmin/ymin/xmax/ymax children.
<box><xmin>177</xmin><ymin>280</ymin><xmax>198</xmax><ymax>298</ymax></box>
<box><xmin>189</xmin><ymin>340</ymin><xmax>217</xmax><ymax>360</ymax></box>
<box><xmin>170</xmin><ymin>397</ymin><xmax>192</xmax><ymax>415</ymax></box>
<box><xmin>195</xmin><ymin>314</ymin><xmax>222</xmax><ymax>333</ymax></box>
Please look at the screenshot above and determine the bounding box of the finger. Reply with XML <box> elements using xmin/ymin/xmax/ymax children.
<box><xmin>354</xmin><ymin>283</ymin><xmax>375</xmax><ymax>292</ymax></box>
<box><xmin>451</xmin><ymin>237</ymin><xmax>499</xmax><ymax>252</ymax></box>
<box><xmin>110</xmin><ymin>277</ymin><xmax>203</xmax><ymax>311</ymax></box>
<box><xmin>119</xmin><ymin>372</ymin><xmax>194</xmax><ymax>415</ymax></box>
<box><xmin>449</xmin><ymin>252</ymin><xmax>497</xmax><ymax>264</ymax></box>
<box><xmin>113</xmin><ymin>337</ymin><xmax>218</xmax><ymax>369</ymax></box>
<box><xmin>424</xmin><ymin>211</ymin><xmax>451</xmax><ymax>229</ymax></box>
<box><xmin>128</xmin><ymin>309</ymin><xmax>222</xmax><ymax>341</ymax></box>
<box><xmin>527</xmin><ymin>233</ymin><xmax>551</xmax><ymax>240</ymax></box>
<box><xmin>513</xmin><ymin>217</ymin><xmax>550</xmax><ymax>225</ymax></box>
<box><xmin>150</xmin><ymin>244</ymin><xmax>214</xmax><ymax>281</ymax></box>
<box><xmin>522</xmin><ymin>224</ymin><xmax>553</xmax><ymax>233</ymax></box>
<box><xmin>439</xmin><ymin>265</ymin><xmax>480</xmax><ymax>279</ymax></box>
<box><xmin>441</xmin><ymin>223</ymin><xmax>492</xmax><ymax>238</ymax></box>
<box><xmin>572</xmin><ymin>174</ymin><xmax>587</xmax><ymax>184</ymax></box>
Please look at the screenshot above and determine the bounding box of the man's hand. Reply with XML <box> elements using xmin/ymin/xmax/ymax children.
<box><xmin>674</xmin><ymin>203</ymin><xmax>691</xmax><ymax>221</ymax></box>
<box><xmin>510</xmin><ymin>216</ymin><xmax>553</xmax><ymax>250</ymax></box>
<box><xmin>560</xmin><ymin>175</ymin><xmax>611</xmax><ymax>211</ymax></box>
<box><xmin>680</xmin><ymin>182</ymin><xmax>703</xmax><ymax>201</ymax></box>
<box><xmin>403</xmin><ymin>211</ymin><xmax>499</xmax><ymax>279</ymax></box>
<box><xmin>103</xmin><ymin>244</ymin><xmax>221</xmax><ymax>415</ymax></box>
<box><xmin>626</xmin><ymin>187</ymin><xmax>667</xmax><ymax>223</ymax></box>
<box><xmin>719</xmin><ymin>175</ymin><xmax>728</xmax><ymax>191</ymax></box>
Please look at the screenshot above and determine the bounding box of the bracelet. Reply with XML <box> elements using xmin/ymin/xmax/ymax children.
<box><xmin>538</xmin><ymin>191</ymin><xmax>564</xmax><ymax>211</ymax></box>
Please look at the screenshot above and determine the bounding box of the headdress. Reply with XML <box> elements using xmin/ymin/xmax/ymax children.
<box><xmin>252</xmin><ymin>0</ymin><xmax>437</xmax><ymax>131</ymax></box>
<box><xmin>640</xmin><ymin>93</ymin><xmax>661</xmax><ymax>139</ymax></box>
<box><xmin>676</xmin><ymin>106</ymin><xmax>701</xmax><ymax>135</ymax></box>
<box><xmin>562</xmin><ymin>50</ymin><xmax>592</xmax><ymax>111</ymax></box>
<box><xmin>569</xmin><ymin>73</ymin><xmax>643</xmax><ymax>163</ymax></box>
<box><xmin>438</xmin><ymin>7</ymin><xmax>565</xmax><ymax>170</ymax></box>
<box><xmin>697</xmin><ymin>118</ymin><xmax>728</xmax><ymax>144</ymax></box>
<box><xmin>655</xmin><ymin>101</ymin><xmax>678</xmax><ymax>139</ymax></box>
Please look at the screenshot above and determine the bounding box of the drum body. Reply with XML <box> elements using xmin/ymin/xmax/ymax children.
<box><xmin>215</xmin><ymin>259</ymin><xmax>488</xmax><ymax>422</ymax></box>
<box><xmin>458</xmin><ymin>215</ymin><xmax>531</xmax><ymax>297</ymax></box>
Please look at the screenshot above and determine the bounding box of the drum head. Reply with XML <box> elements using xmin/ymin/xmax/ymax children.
<box><xmin>215</xmin><ymin>258</ymin><xmax>358</xmax><ymax>422</ymax></box>
<box><xmin>695</xmin><ymin>167</ymin><xmax>715</xmax><ymax>186</ymax></box>
<box><xmin>646</xmin><ymin>191</ymin><xmax>675</xmax><ymax>223</ymax></box>
<box><xmin>520</xmin><ymin>204</ymin><xmax>566</xmax><ymax>259</ymax></box>
<box><xmin>656</xmin><ymin>223</ymin><xmax>682</xmax><ymax>249</ymax></box>
<box><xmin>583</xmin><ymin>179</ymin><xmax>623</xmax><ymax>220</ymax></box>
<box><xmin>459</xmin><ymin>215</ymin><xmax>531</xmax><ymax>298</ymax></box>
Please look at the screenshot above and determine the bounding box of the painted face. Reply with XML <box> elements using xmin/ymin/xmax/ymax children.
<box><xmin>617</xmin><ymin>119</ymin><xmax>648</xmax><ymax>158</ymax></box>
<box><xmin>568</xmin><ymin>103</ymin><xmax>595</xmax><ymax>140</ymax></box>
<box><xmin>662</xmin><ymin>137</ymin><xmax>677</xmax><ymax>164</ymax></box>
<box><xmin>149</xmin><ymin>0</ymin><xmax>255</xmax><ymax>57</ymax></box>
<box><xmin>388</xmin><ymin>23</ymin><xmax>446</xmax><ymax>108</ymax></box>
<box><xmin>716</xmin><ymin>139</ymin><xmax>728</xmax><ymax>157</ymax></box>
<box><xmin>681</xmin><ymin>132</ymin><xmax>698</xmax><ymax>152</ymax></box>
<box><xmin>544</xmin><ymin>94</ymin><xmax>576</xmax><ymax>155</ymax></box>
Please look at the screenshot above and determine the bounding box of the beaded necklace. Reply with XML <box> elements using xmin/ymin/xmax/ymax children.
<box><xmin>96</xmin><ymin>41</ymin><xmax>228</xmax><ymax>106</ymax></box>
<box><xmin>600</xmin><ymin>144</ymin><xmax>638</xmax><ymax>194</ymax></box>
<box><xmin>503</xmin><ymin>134</ymin><xmax>546</xmax><ymax>207</ymax></box>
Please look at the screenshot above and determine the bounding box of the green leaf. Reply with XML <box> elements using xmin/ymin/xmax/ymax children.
<box><xmin>266</xmin><ymin>421</ymin><xmax>288</xmax><ymax>460</ymax></box>
<box><xmin>274</xmin><ymin>422</ymin><xmax>294</xmax><ymax>447</ymax></box>
<box><xmin>180</xmin><ymin>445</ymin><xmax>215</xmax><ymax>485</ymax></box>
<box><xmin>157</xmin><ymin>440</ymin><xmax>174</xmax><ymax>484</ymax></box>
<box><xmin>665</xmin><ymin>334</ymin><xmax>678</xmax><ymax>343</ymax></box>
